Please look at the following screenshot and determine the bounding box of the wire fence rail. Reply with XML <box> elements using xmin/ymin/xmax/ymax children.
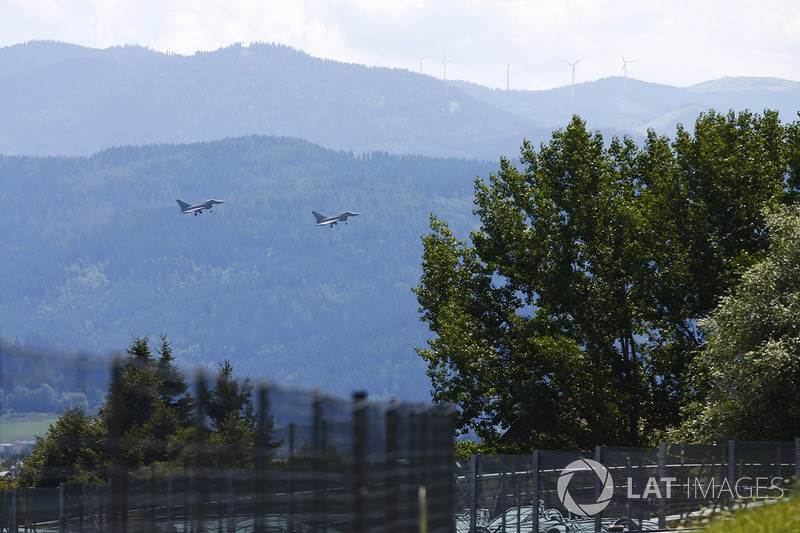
<box><xmin>2</xmin><ymin>348</ymin><xmax>799</xmax><ymax>533</ymax></box>
<box><xmin>5</xmin><ymin>439</ymin><xmax>796</xmax><ymax>533</ymax></box>
<box><xmin>0</xmin><ymin>362</ymin><xmax>457</xmax><ymax>533</ymax></box>
<box><xmin>455</xmin><ymin>441</ymin><xmax>797</xmax><ymax>533</ymax></box>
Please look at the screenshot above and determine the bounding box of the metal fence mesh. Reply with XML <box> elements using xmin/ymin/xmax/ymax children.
<box><xmin>1</xmin><ymin>360</ymin><xmax>457</xmax><ymax>533</ymax></box>
<box><xmin>455</xmin><ymin>443</ymin><xmax>796</xmax><ymax>533</ymax></box>
<box><xmin>3</xmin><ymin>350</ymin><xmax>800</xmax><ymax>533</ymax></box>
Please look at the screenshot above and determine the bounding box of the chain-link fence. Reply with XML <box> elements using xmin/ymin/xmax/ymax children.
<box><xmin>455</xmin><ymin>442</ymin><xmax>796</xmax><ymax>532</ymax></box>
<box><xmin>3</xmin><ymin>348</ymin><xmax>799</xmax><ymax>533</ymax></box>
<box><xmin>0</xmin><ymin>357</ymin><xmax>457</xmax><ymax>533</ymax></box>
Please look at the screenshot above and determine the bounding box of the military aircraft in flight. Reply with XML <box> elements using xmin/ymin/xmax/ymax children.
<box><xmin>176</xmin><ymin>199</ymin><xmax>225</xmax><ymax>215</ymax></box>
<box><xmin>312</xmin><ymin>210</ymin><xmax>360</xmax><ymax>227</ymax></box>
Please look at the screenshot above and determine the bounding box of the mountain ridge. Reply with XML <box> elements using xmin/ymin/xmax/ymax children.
<box><xmin>2</xmin><ymin>40</ymin><xmax>799</xmax><ymax>159</ymax></box>
<box><xmin>0</xmin><ymin>135</ymin><xmax>498</xmax><ymax>401</ymax></box>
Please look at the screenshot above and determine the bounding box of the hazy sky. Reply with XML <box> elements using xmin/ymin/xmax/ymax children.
<box><xmin>2</xmin><ymin>0</ymin><xmax>798</xmax><ymax>90</ymax></box>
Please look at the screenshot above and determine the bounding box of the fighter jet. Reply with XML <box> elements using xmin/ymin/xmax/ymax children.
<box><xmin>176</xmin><ymin>199</ymin><xmax>225</xmax><ymax>215</ymax></box>
<box><xmin>312</xmin><ymin>210</ymin><xmax>360</xmax><ymax>227</ymax></box>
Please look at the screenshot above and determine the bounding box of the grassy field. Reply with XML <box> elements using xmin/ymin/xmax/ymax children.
<box><xmin>698</xmin><ymin>497</ymin><xmax>800</xmax><ymax>533</ymax></box>
<box><xmin>0</xmin><ymin>416</ymin><xmax>56</xmax><ymax>443</ymax></box>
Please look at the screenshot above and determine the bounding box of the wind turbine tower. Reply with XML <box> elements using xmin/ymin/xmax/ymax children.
<box><xmin>507</xmin><ymin>63</ymin><xmax>510</xmax><ymax>90</ymax></box>
<box><xmin>415</xmin><ymin>54</ymin><xmax>429</xmax><ymax>74</ymax></box>
<box><xmin>440</xmin><ymin>53</ymin><xmax>450</xmax><ymax>80</ymax></box>
<box><xmin>618</xmin><ymin>50</ymin><xmax>639</xmax><ymax>92</ymax></box>
<box><xmin>560</xmin><ymin>57</ymin><xmax>584</xmax><ymax>98</ymax></box>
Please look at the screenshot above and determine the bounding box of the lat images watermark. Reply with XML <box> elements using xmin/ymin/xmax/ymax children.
<box><xmin>557</xmin><ymin>459</ymin><xmax>614</xmax><ymax>516</ymax></box>
<box><xmin>626</xmin><ymin>476</ymin><xmax>786</xmax><ymax>501</ymax></box>
<box><xmin>557</xmin><ymin>459</ymin><xmax>786</xmax><ymax>517</ymax></box>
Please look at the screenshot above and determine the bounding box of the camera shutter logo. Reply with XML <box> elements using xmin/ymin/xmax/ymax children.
<box><xmin>557</xmin><ymin>458</ymin><xmax>614</xmax><ymax>516</ymax></box>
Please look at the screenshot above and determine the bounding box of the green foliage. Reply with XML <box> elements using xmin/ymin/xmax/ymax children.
<box><xmin>16</xmin><ymin>336</ymin><xmax>276</xmax><ymax>487</ymax></box>
<box><xmin>453</xmin><ymin>440</ymin><xmax>486</xmax><ymax>461</ymax></box>
<box><xmin>684</xmin><ymin>206</ymin><xmax>800</xmax><ymax>442</ymax></box>
<box><xmin>203</xmin><ymin>360</ymin><xmax>265</xmax><ymax>469</ymax></box>
<box><xmin>697</xmin><ymin>497</ymin><xmax>800</xmax><ymax>533</ymax></box>
<box><xmin>673</xmin><ymin>109</ymin><xmax>790</xmax><ymax>312</ymax></box>
<box><xmin>17</xmin><ymin>407</ymin><xmax>106</xmax><ymax>487</ymax></box>
<box><xmin>415</xmin><ymin>111</ymin><xmax>800</xmax><ymax>451</ymax></box>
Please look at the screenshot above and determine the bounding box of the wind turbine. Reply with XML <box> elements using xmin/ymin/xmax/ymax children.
<box><xmin>507</xmin><ymin>63</ymin><xmax>510</xmax><ymax>90</ymax></box>
<box><xmin>415</xmin><ymin>54</ymin><xmax>429</xmax><ymax>74</ymax></box>
<box><xmin>618</xmin><ymin>50</ymin><xmax>639</xmax><ymax>91</ymax></box>
<box><xmin>440</xmin><ymin>52</ymin><xmax>450</xmax><ymax>80</ymax></box>
<box><xmin>560</xmin><ymin>57</ymin><xmax>584</xmax><ymax>98</ymax></box>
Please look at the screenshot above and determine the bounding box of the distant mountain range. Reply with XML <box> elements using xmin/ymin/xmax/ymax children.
<box><xmin>2</xmin><ymin>40</ymin><xmax>799</xmax><ymax>159</ymax></box>
<box><xmin>2</xmin><ymin>40</ymin><xmax>800</xmax><ymax>405</ymax></box>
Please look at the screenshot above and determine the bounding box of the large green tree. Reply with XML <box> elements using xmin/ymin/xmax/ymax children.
<box><xmin>100</xmin><ymin>335</ymin><xmax>195</xmax><ymax>468</ymax></box>
<box><xmin>17</xmin><ymin>337</ymin><xmax>278</xmax><ymax>486</ymax></box>
<box><xmin>17</xmin><ymin>407</ymin><xmax>106</xmax><ymax>487</ymax></box>
<box><xmin>684</xmin><ymin>206</ymin><xmax>800</xmax><ymax>442</ymax></box>
<box><xmin>204</xmin><ymin>360</ymin><xmax>258</xmax><ymax>469</ymax></box>
<box><xmin>415</xmin><ymin>111</ymin><xmax>796</xmax><ymax>451</ymax></box>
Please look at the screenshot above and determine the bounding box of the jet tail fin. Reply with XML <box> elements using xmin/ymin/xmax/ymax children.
<box><xmin>312</xmin><ymin>211</ymin><xmax>326</xmax><ymax>222</ymax></box>
<box><xmin>176</xmin><ymin>199</ymin><xmax>190</xmax><ymax>210</ymax></box>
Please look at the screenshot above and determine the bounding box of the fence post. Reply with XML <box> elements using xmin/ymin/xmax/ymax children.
<box><xmin>108</xmin><ymin>360</ymin><xmax>125</xmax><ymax>533</ymax></box>
<box><xmin>385</xmin><ymin>399</ymin><xmax>400</xmax><ymax>532</ymax></box>
<box><xmin>226</xmin><ymin>470</ymin><xmax>235</xmax><ymax>533</ymax></box>
<box><xmin>419</xmin><ymin>406</ymin><xmax>432</xmax><ymax>533</ymax></box>
<box><xmin>531</xmin><ymin>450</ymin><xmax>540</xmax><ymax>533</ymax></box>
<box><xmin>10</xmin><ymin>487</ymin><xmax>18</xmax><ymax>533</ymax></box>
<box><xmin>795</xmin><ymin>438</ymin><xmax>800</xmax><ymax>482</ymax></box>
<box><xmin>183</xmin><ymin>468</ymin><xmax>189</xmax><ymax>533</ymax></box>
<box><xmin>727</xmin><ymin>441</ymin><xmax>736</xmax><ymax>510</ymax></box>
<box><xmin>594</xmin><ymin>446</ymin><xmax>603</xmax><ymax>533</ymax></box>
<box><xmin>166</xmin><ymin>475</ymin><xmax>174</xmax><ymax>533</ymax></box>
<box><xmin>499</xmin><ymin>468</ymin><xmax>506</xmax><ymax>533</ymax></box>
<box><xmin>254</xmin><ymin>384</ymin><xmax>269</xmax><ymax>533</ymax></box>
<box><xmin>193</xmin><ymin>370</ymin><xmax>208</xmax><ymax>533</ymax></box>
<box><xmin>287</xmin><ymin>423</ymin><xmax>295</xmax><ymax>533</ymax></box>
<box><xmin>313</xmin><ymin>390</ymin><xmax>325</xmax><ymax>533</ymax></box>
<box><xmin>658</xmin><ymin>443</ymin><xmax>667</xmax><ymax>530</ymax></box>
<box><xmin>59</xmin><ymin>482</ymin><xmax>67</xmax><ymax>533</ymax></box>
<box><xmin>150</xmin><ymin>465</ymin><xmax>157</xmax><ymax>533</ymax></box>
<box><xmin>469</xmin><ymin>454</ymin><xmax>478</xmax><ymax>533</ymax></box>
<box><xmin>352</xmin><ymin>391</ymin><xmax>368</xmax><ymax>533</ymax></box>
<box><xmin>435</xmin><ymin>405</ymin><xmax>456</xmax><ymax>533</ymax></box>
<box><xmin>78</xmin><ymin>484</ymin><xmax>84</xmax><ymax>533</ymax></box>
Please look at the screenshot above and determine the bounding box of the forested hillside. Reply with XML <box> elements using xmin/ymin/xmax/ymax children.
<box><xmin>0</xmin><ymin>135</ymin><xmax>497</xmax><ymax>402</ymax></box>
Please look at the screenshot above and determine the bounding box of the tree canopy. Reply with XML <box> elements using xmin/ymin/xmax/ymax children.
<box><xmin>18</xmin><ymin>336</ymin><xmax>275</xmax><ymax>487</ymax></box>
<box><xmin>684</xmin><ymin>205</ymin><xmax>800</xmax><ymax>442</ymax></box>
<box><xmin>414</xmin><ymin>110</ymin><xmax>799</xmax><ymax>451</ymax></box>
